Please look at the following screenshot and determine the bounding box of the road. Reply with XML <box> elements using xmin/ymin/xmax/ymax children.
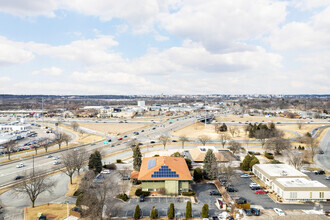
<box><xmin>315</xmin><ymin>128</ymin><xmax>330</xmax><ymax>171</ymax></box>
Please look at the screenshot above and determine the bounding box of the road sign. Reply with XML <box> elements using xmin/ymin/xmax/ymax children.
<box><xmin>169</xmin><ymin>119</ymin><xmax>174</xmax><ymax>121</ymax></box>
<box><xmin>103</xmin><ymin>141</ymin><xmax>109</xmax><ymax>145</ymax></box>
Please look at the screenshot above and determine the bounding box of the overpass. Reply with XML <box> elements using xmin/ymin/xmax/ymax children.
<box><xmin>197</xmin><ymin>114</ymin><xmax>214</xmax><ymax>124</ymax></box>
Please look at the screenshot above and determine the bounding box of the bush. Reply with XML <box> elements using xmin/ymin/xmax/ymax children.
<box><xmin>116</xmin><ymin>159</ymin><xmax>122</xmax><ymax>163</ymax></box>
<box><xmin>186</xmin><ymin>201</ymin><xmax>192</xmax><ymax>219</ymax></box>
<box><xmin>248</xmin><ymin>151</ymin><xmax>254</xmax><ymax>155</ymax></box>
<box><xmin>168</xmin><ymin>203</ymin><xmax>175</xmax><ymax>219</ymax></box>
<box><xmin>264</xmin><ymin>152</ymin><xmax>274</xmax><ymax>159</ymax></box>
<box><xmin>185</xmin><ymin>158</ymin><xmax>192</xmax><ymax>170</ymax></box>
<box><xmin>134</xmin><ymin>204</ymin><xmax>141</xmax><ymax>219</ymax></box>
<box><xmin>171</xmin><ymin>152</ymin><xmax>182</xmax><ymax>157</ymax></box>
<box><xmin>116</xmin><ymin>193</ymin><xmax>129</xmax><ymax>201</ymax></box>
<box><xmin>150</xmin><ymin>206</ymin><xmax>158</xmax><ymax>219</ymax></box>
<box><xmin>141</xmin><ymin>191</ymin><xmax>150</xmax><ymax>197</ymax></box>
<box><xmin>193</xmin><ymin>167</ymin><xmax>203</xmax><ymax>182</ymax></box>
<box><xmin>132</xmin><ymin>180</ymin><xmax>142</xmax><ymax>185</ymax></box>
<box><xmin>76</xmin><ymin>193</ymin><xmax>84</xmax><ymax>206</ymax></box>
<box><xmin>254</xmin><ymin>152</ymin><xmax>261</xmax><ymax>155</ymax></box>
<box><xmin>103</xmin><ymin>163</ymin><xmax>117</xmax><ymax>170</ymax></box>
<box><xmin>201</xmin><ymin>204</ymin><xmax>209</xmax><ymax>218</ymax></box>
<box><xmin>181</xmin><ymin>191</ymin><xmax>195</xmax><ymax>196</ymax></box>
<box><xmin>154</xmin><ymin>154</ymin><xmax>159</xmax><ymax>157</ymax></box>
<box><xmin>271</xmin><ymin>159</ymin><xmax>281</xmax><ymax>164</ymax></box>
<box><xmin>135</xmin><ymin>189</ymin><xmax>150</xmax><ymax>197</ymax></box>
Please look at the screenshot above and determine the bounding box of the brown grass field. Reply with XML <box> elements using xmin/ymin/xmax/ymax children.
<box><xmin>24</xmin><ymin>203</ymin><xmax>75</xmax><ymax>220</ymax></box>
<box><xmin>80</xmin><ymin>123</ymin><xmax>150</xmax><ymax>135</ymax></box>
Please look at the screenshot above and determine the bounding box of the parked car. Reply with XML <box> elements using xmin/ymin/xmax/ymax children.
<box><xmin>314</xmin><ymin>170</ymin><xmax>325</xmax><ymax>175</ymax></box>
<box><xmin>118</xmin><ymin>138</ymin><xmax>123</xmax><ymax>141</ymax></box>
<box><xmin>243</xmin><ymin>209</ymin><xmax>252</xmax><ymax>216</ymax></box>
<box><xmin>255</xmin><ymin>190</ymin><xmax>267</xmax><ymax>194</ymax></box>
<box><xmin>226</xmin><ymin>187</ymin><xmax>238</xmax><ymax>192</ymax></box>
<box><xmin>16</xmin><ymin>163</ymin><xmax>24</xmax><ymax>168</ymax></box>
<box><xmin>240</xmin><ymin>173</ymin><xmax>251</xmax><ymax>178</ymax></box>
<box><xmin>139</xmin><ymin>195</ymin><xmax>145</xmax><ymax>202</ymax></box>
<box><xmin>235</xmin><ymin>197</ymin><xmax>247</xmax><ymax>204</ymax></box>
<box><xmin>209</xmin><ymin>191</ymin><xmax>222</xmax><ymax>196</ymax></box>
<box><xmin>251</xmin><ymin>186</ymin><xmax>261</xmax><ymax>190</ymax></box>
<box><xmin>251</xmin><ymin>208</ymin><xmax>260</xmax><ymax>216</ymax></box>
<box><xmin>325</xmin><ymin>176</ymin><xmax>330</xmax><ymax>180</ymax></box>
<box><xmin>273</xmin><ymin>208</ymin><xmax>285</xmax><ymax>216</ymax></box>
<box><xmin>101</xmin><ymin>169</ymin><xmax>111</xmax><ymax>174</ymax></box>
<box><xmin>319</xmin><ymin>150</ymin><xmax>324</xmax><ymax>154</ymax></box>
<box><xmin>150</xmin><ymin>141</ymin><xmax>156</xmax><ymax>144</ymax></box>
<box><xmin>249</xmin><ymin>183</ymin><xmax>260</xmax><ymax>188</ymax></box>
<box><xmin>172</xmin><ymin>140</ymin><xmax>178</xmax><ymax>142</ymax></box>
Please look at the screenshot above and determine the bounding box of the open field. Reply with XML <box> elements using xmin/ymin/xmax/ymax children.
<box><xmin>80</xmin><ymin>123</ymin><xmax>150</xmax><ymax>135</ymax></box>
<box><xmin>172</xmin><ymin>122</ymin><xmax>295</xmax><ymax>140</ymax></box>
<box><xmin>24</xmin><ymin>203</ymin><xmax>75</xmax><ymax>220</ymax></box>
<box><xmin>277</xmin><ymin>124</ymin><xmax>320</xmax><ymax>136</ymax></box>
<box><xmin>215</xmin><ymin>115</ymin><xmax>329</xmax><ymax>123</ymax></box>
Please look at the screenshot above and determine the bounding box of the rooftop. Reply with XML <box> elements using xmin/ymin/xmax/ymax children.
<box><xmin>254</xmin><ymin>164</ymin><xmax>307</xmax><ymax>177</ymax></box>
<box><xmin>275</xmin><ymin>178</ymin><xmax>328</xmax><ymax>188</ymax></box>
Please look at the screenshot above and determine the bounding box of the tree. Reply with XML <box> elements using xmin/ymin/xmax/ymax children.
<box><xmin>201</xmin><ymin>204</ymin><xmax>209</xmax><ymax>218</ymax></box>
<box><xmin>74</xmin><ymin>148</ymin><xmax>88</xmax><ymax>175</ymax></box>
<box><xmin>71</xmin><ymin>121</ymin><xmax>79</xmax><ymax>131</ymax></box>
<box><xmin>133</xmin><ymin>146</ymin><xmax>142</xmax><ymax>171</ymax></box>
<box><xmin>228</xmin><ymin>140</ymin><xmax>245</xmax><ymax>154</ymax></box>
<box><xmin>198</xmin><ymin>135</ymin><xmax>210</xmax><ymax>146</ymax></box>
<box><xmin>3</xmin><ymin>140</ymin><xmax>16</xmax><ymax>160</ymax></box>
<box><xmin>266</xmin><ymin>137</ymin><xmax>290</xmax><ymax>155</ymax></box>
<box><xmin>179</xmin><ymin>135</ymin><xmax>189</xmax><ymax>149</ymax></box>
<box><xmin>168</xmin><ymin>203</ymin><xmax>175</xmax><ymax>219</ymax></box>
<box><xmin>203</xmin><ymin>149</ymin><xmax>218</xmax><ymax>180</ymax></box>
<box><xmin>219</xmin><ymin>123</ymin><xmax>227</xmax><ymax>132</ymax></box>
<box><xmin>193</xmin><ymin>167</ymin><xmax>203</xmax><ymax>182</ymax></box>
<box><xmin>150</xmin><ymin>206</ymin><xmax>158</xmax><ymax>219</ymax></box>
<box><xmin>62</xmin><ymin>150</ymin><xmax>77</xmax><ymax>184</ymax></box>
<box><xmin>61</xmin><ymin>133</ymin><xmax>72</xmax><ymax>146</ymax></box>
<box><xmin>249</xmin><ymin>155</ymin><xmax>260</xmax><ymax>169</ymax></box>
<box><xmin>219</xmin><ymin>134</ymin><xmax>230</xmax><ymax>148</ymax></box>
<box><xmin>15</xmin><ymin>170</ymin><xmax>56</xmax><ymax>208</ymax></box>
<box><xmin>185</xmin><ymin>158</ymin><xmax>192</xmax><ymax>170</ymax></box>
<box><xmin>55</xmin><ymin>133</ymin><xmax>64</xmax><ymax>149</ymax></box>
<box><xmin>297</xmin><ymin>120</ymin><xmax>304</xmax><ymax>130</ymax></box>
<box><xmin>241</xmin><ymin>154</ymin><xmax>252</xmax><ymax>171</ymax></box>
<box><xmin>158</xmin><ymin>135</ymin><xmax>170</xmax><ymax>149</ymax></box>
<box><xmin>129</xmin><ymin>139</ymin><xmax>139</xmax><ymax>148</ymax></box>
<box><xmin>185</xmin><ymin>201</ymin><xmax>192</xmax><ymax>219</ymax></box>
<box><xmin>255</xmin><ymin>129</ymin><xmax>268</xmax><ymax>148</ymax></box>
<box><xmin>33</xmin><ymin>145</ymin><xmax>39</xmax><ymax>155</ymax></box>
<box><xmin>218</xmin><ymin>163</ymin><xmax>236</xmax><ymax>187</ymax></box>
<box><xmin>229</xmin><ymin>127</ymin><xmax>238</xmax><ymax>138</ymax></box>
<box><xmin>134</xmin><ymin>204</ymin><xmax>141</xmax><ymax>219</ymax></box>
<box><xmin>303</xmin><ymin>135</ymin><xmax>319</xmax><ymax>158</ymax></box>
<box><xmin>287</xmin><ymin>150</ymin><xmax>303</xmax><ymax>170</ymax></box>
<box><xmin>41</xmin><ymin>139</ymin><xmax>51</xmax><ymax>153</ymax></box>
<box><xmin>88</xmin><ymin>150</ymin><xmax>103</xmax><ymax>173</ymax></box>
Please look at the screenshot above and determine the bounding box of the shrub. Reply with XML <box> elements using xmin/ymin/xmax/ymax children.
<box><xmin>154</xmin><ymin>154</ymin><xmax>159</xmax><ymax>157</ymax></box>
<box><xmin>150</xmin><ymin>206</ymin><xmax>158</xmax><ymax>219</ymax></box>
<box><xmin>254</xmin><ymin>152</ymin><xmax>261</xmax><ymax>155</ymax></box>
<box><xmin>141</xmin><ymin>191</ymin><xmax>150</xmax><ymax>197</ymax></box>
<box><xmin>135</xmin><ymin>188</ymin><xmax>142</xmax><ymax>196</ymax></box>
<box><xmin>271</xmin><ymin>159</ymin><xmax>281</xmax><ymax>164</ymax></box>
<box><xmin>264</xmin><ymin>152</ymin><xmax>274</xmax><ymax>159</ymax></box>
<box><xmin>171</xmin><ymin>152</ymin><xmax>182</xmax><ymax>157</ymax></box>
<box><xmin>201</xmin><ymin>204</ymin><xmax>209</xmax><ymax>218</ymax></box>
<box><xmin>182</xmin><ymin>191</ymin><xmax>195</xmax><ymax>196</ymax></box>
<box><xmin>302</xmin><ymin>146</ymin><xmax>305</xmax><ymax>150</ymax></box>
<box><xmin>186</xmin><ymin>201</ymin><xmax>192</xmax><ymax>219</ymax></box>
<box><xmin>116</xmin><ymin>193</ymin><xmax>129</xmax><ymax>201</ymax></box>
<box><xmin>132</xmin><ymin>180</ymin><xmax>142</xmax><ymax>185</ymax></box>
<box><xmin>76</xmin><ymin>193</ymin><xmax>84</xmax><ymax>206</ymax></box>
<box><xmin>185</xmin><ymin>158</ymin><xmax>192</xmax><ymax>170</ymax></box>
<box><xmin>104</xmin><ymin>163</ymin><xmax>117</xmax><ymax>170</ymax></box>
<box><xmin>193</xmin><ymin>167</ymin><xmax>203</xmax><ymax>182</ymax></box>
<box><xmin>168</xmin><ymin>203</ymin><xmax>175</xmax><ymax>219</ymax></box>
<box><xmin>134</xmin><ymin>204</ymin><xmax>141</xmax><ymax>219</ymax></box>
<box><xmin>248</xmin><ymin>151</ymin><xmax>254</xmax><ymax>155</ymax></box>
<box><xmin>116</xmin><ymin>159</ymin><xmax>122</xmax><ymax>163</ymax></box>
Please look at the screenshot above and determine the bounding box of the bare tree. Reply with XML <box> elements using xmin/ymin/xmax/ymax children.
<box><xmin>32</xmin><ymin>145</ymin><xmax>39</xmax><ymax>155</ymax></box>
<box><xmin>218</xmin><ymin>162</ymin><xmax>236</xmax><ymax>187</ymax></box>
<box><xmin>229</xmin><ymin>127</ymin><xmax>238</xmax><ymax>138</ymax></box>
<box><xmin>286</xmin><ymin>150</ymin><xmax>303</xmax><ymax>170</ymax></box>
<box><xmin>61</xmin><ymin>133</ymin><xmax>72</xmax><ymax>146</ymax></box>
<box><xmin>198</xmin><ymin>135</ymin><xmax>210</xmax><ymax>146</ymax></box>
<box><xmin>55</xmin><ymin>133</ymin><xmax>64</xmax><ymax>149</ymax></box>
<box><xmin>228</xmin><ymin>140</ymin><xmax>245</xmax><ymax>154</ymax></box>
<box><xmin>71</xmin><ymin>121</ymin><xmax>79</xmax><ymax>131</ymax></box>
<box><xmin>62</xmin><ymin>150</ymin><xmax>77</xmax><ymax>184</ymax></box>
<box><xmin>41</xmin><ymin>138</ymin><xmax>51</xmax><ymax>153</ymax></box>
<box><xmin>3</xmin><ymin>140</ymin><xmax>16</xmax><ymax>160</ymax></box>
<box><xmin>219</xmin><ymin>134</ymin><xmax>230</xmax><ymax>148</ymax></box>
<box><xmin>297</xmin><ymin>120</ymin><xmax>304</xmax><ymax>130</ymax></box>
<box><xmin>255</xmin><ymin>129</ymin><xmax>268</xmax><ymax>148</ymax></box>
<box><xmin>117</xmin><ymin>167</ymin><xmax>131</xmax><ymax>194</ymax></box>
<box><xmin>265</xmin><ymin>137</ymin><xmax>290</xmax><ymax>155</ymax></box>
<box><xmin>79</xmin><ymin>129</ymin><xmax>85</xmax><ymax>136</ymax></box>
<box><xmin>158</xmin><ymin>135</ymin><xmax>170</xmax><ymax>149</ymax></box>
<box><xmin>74</xmin><ymin>148</ymin><xmax>88</xmax><ymax>175</ymax></box>
<box><xmin>128</xmin><ymin>139</ymin><xmax>139</xmax><ymax>148</ymax></box>
<box><xmin>179</xmin><ymin>135</ymin><xmax>189</xmax><ymax>149</ymax></box>
<box><xmin>303</xmin><ymin>136</ymin><xmax>319</xmax><ymax>158</ymax></box>
<box><xmin>15</xmin><ymin>171</ymin><xmax>56</xmax><ymax>208</ymax></box>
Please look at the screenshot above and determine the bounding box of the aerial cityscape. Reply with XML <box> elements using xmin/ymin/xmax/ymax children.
<box><xmin>0</xmin><ymin>1</ymin><xmax>330</xmax><ymax>220</ymax></box>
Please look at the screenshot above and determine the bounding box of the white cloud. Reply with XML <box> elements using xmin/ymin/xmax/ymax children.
<box><xmin>32</xmin><ymin>67</ymin><xmax>63</xmax><ymax>76</ymax></box>
<box><xmin>0</xmin><ymin>36</ymin><xmax>34</xmax><ymax>65</ymax></box>
<box><xmin>292</xmin><ymin>0</ymin><xmax>330</xmax><ymax>10</ymax></box>
<box><xmin>0</xmin><ymin>0</ymin><xmax>58</xmax><ymax>17</ymax></box>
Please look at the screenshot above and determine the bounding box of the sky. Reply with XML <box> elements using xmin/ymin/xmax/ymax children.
<box><xmin>0</xmin><ymin>0</ymin><xmax>329</xmax><ymax>95</ymax></box>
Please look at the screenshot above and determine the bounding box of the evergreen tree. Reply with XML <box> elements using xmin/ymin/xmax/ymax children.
<box><xmin>150</xmin><ymin>206</ymin><xmax>158</xmax><ymax>219</ymax></box>
<box><xmin>201</xmin><ymin>204</ymin><xmax>209</xmax><ymax>218</ymax></box>
<box><xmin>88</xmin><ymin>150</ymin><xmax>103</xmax><ymax>173</ymax></box>
<box><xmin>240</xmin><ymin>154</ymin><xmax>252</xmax><ymax>171</ymax></box>
<box><xmin>168</xmin><ymin>203</ymin><xmax>175</xmax><ymax>219</ymax></box>
<box><xmin>193</xmin><ymin>167</ymin><xmax>203</xmax><ymax>182</ymax></box>
<box><xmin>133</xmin><ymin>146</ymin><xmax>142</xmax><ymax>171</ymax></box>
<box><xmin>185</xmin><ymin>158</ymin><xmax>192</xmax><ymax>170</ymax></box>
<box><xmin>185</xmin><ymin>201</ymin><xmax>192</xmax><ymax>219</ymax></box>
<box><xmin>203</xmin><ymin>149</ymin><xmax>218</xmax><ymax>179</ymax></box>
<box><xmin>134</xmin><ymin>204</ymin><xmax>141</xmax><ymax>219</ymax></box>
<box><xmin>249</xmin><ymin>155</ymin><xmax>260</xmax><ymax>170</ymax></box>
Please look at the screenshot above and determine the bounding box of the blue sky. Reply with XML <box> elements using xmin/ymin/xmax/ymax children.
<box><xmin>0</xmin><ymin>0</ymin><xmax>329</xmax><ymax>95</ymax></box>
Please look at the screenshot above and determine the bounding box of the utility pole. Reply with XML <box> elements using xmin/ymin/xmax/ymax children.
<box><xmin>42</xmin><ymin>97</ymin><xmax>44</xmax><ymax>123</ymax></box>
<box><xmin>204</xmin><ymin>99</ymin><xmax>207</xmax><ymax>128</ymax></box>
<box><xmin>32</xmin><ymin>155</ymin><xmax>35</xmax><ymax>176</ymax></box>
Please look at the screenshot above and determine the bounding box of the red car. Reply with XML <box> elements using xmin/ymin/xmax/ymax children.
<box><xmin>118</xmin><ymin>138</ymin><xmax>123</xmax><ymax>141</ymax></box>
<box><xmin>255</xmin><ymin>190</ymin><xmax>267</xmax><ymax>194</ymax></box>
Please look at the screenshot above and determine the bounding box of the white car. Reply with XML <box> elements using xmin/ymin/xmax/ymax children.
<box><xmin>101</xmin><ymin>169</ymin><xmax>111</xmax><ymax>174</ymax></box>
<box><xmin>274</xmin><ymin>208</ymin><xmax>285</xmax><ymax>216</ymax></box>
<box><xmin>16</xmin><ymin>163</ymin><xmax>24</xmax><ymax>168</ymax></box>
<box><xmin>249</xmin><ymin>183</ymin><xmax>260</xmax><ymax>188</ymax></box>
<box><xmin>53</xmin><ymin>161</ymin><xmax>61</xmax><ymax>165</ymax></box>
<box><xmin>53</xmin><ymin>156</ymin><xmax>60</xmax><ymax>160</ymax></box>
<box><xmin>241</xmin><ymin>174</ymin><xmax>251</xmax><ymax>178</ymax></box>
<box><xmin>300</xmin><ymin>168</ymin><xmax>310</xmax><ymax>173</ymax></box>
<box><xmin>46</xmin><ymin>155</ymin><xmax>53</xmax><ymax>158</ymax></box>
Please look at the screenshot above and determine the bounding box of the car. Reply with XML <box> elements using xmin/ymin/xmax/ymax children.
<box><xmin>117</xmin><ymin>138</ymin><xmax>123</xmax><ymax>141</ymax></box>
<box><xmin>300</xmin><ymin>168</ymin><xmax>310</xmax><ymax>173</ymax></box>
<box><xmin>249</xmin><ymin>183</ymin><xmax>260</xmax><ymax>188</ymax></box>
<box><xmin>16</xmin><ymin>163</ymin><xmax>24</xmax><ymax>168</ymax></box>
<box><xmin>255</xmin><ymin>190</ymin><xmax>267</xmax><ymax>194</ymax></box>
<box><xmin>110</xmin><ymin>144</ymin><xmax>115</xmax><ymax>147</ymax></box>
<box><xmin>107</xmin><ymin>139</ymin><xmax>112</xmax><ymax>142</ymax></box>
<box><xmin>235</xmin><ymin>197</ymin><xmax>247</xmax><ymax>204</ymax></box>
<box><xmin>53</xmin><ymin>161</ymin><xmax>61</xmax><ymax>165</ymax></box>
<box><xmin>172</xmin><ymin>140</ymin><xmax>178</xmax><ymax>142</ymax></box>
<box><xmin>212</xmin><ymin>217</ymin><xmax>219</xmax><ymax>220</ymax></box>
<box><xmin>240</xmin><ymin>174</ymin><xmax>251</xmax><ymax>178</ymax></box>
<box><xmin>273</xmin><ymin>208</ymin><xmax>285</xmax><ymax>216</ymax></box>
<box><xmin>101</xmin><ymin>169</ymin><xmax>111</xmax><ymax>174</ymax></box>
<box><xmin>250</xmin><ymin>186</ymin><xmax>261</xmax><ymax>190</ymax></box>
<box><xmin>141</xmin><ymin>130</ymin><xmax>144</xmax><ymax>132</ymax></box>
<box><xmin>319</xmin><ymin>150</ymin><xmax>324</xmax><ymax>154</ymax></box>
<box><xmin>53</xmin><ymin>156</ymin><xmax>60</xmax><ymax>160</ymax></box>
<box><xmin>46</xmin><ymin>155</ymin><xmax>53</xmax><ymax>158</ymax></box>
<box><xmin>124</xmin><ymin>135</ymin><xmax>128</xmax><ymax>138</ymax></box>
<box><xmin>243</xmin><ymin>209</ymin><xmax>252</xmax><ymax>216</ymax></box>
<box><xmin>152</xmin><ymin>127</ymin><xmax>156</xmax><ymax>130</ymax></box>
<box><xmin>251</xmin><ymin>208</ymin><xmax>260</xmax><ymax>216</ymax></box>
<box><xmin>276</xmin><ymin>122</ymin><xmax>281</xmax><ymax>124</ymax></box>
<box><xmin>326</xmin><ymin>176</ymin><xmax>330</xmax><ymax>180</ymax></box>
<box><xmin>139</xmin><ymin>195</ymin><xmax>145</xmax><ymax>202</ymax></box>
<box><xmin>226</xmin><ymin>187</ymin><xmax>238</xmax><ymax>192</ymax></box>
<box><xmin>14</xmin><ymin>175</ymin><xmax>24</xmax><ymax>180</ymax></box>
<box><xmin>314</xmin><ymin>170</ymin><xmax>325</xmax><ymax>175</ymax></box>
<box><xmin>150</xmin><ymin>141</ymin><xmax>156</xmax><ymax>144</ymax></box>
<box><xmin>209</xmin><ymin>191</ymin><xmax>222</xmax><ymax>196</ymax></box>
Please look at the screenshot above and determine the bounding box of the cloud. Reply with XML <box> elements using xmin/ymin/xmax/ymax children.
<box><xmin>32</xmin><ymin>67</ymin><xmax>63</xmax><ymax>76</ymax></box>
<box><xmin>0</xmin><ymin>36</ymin><xmax>34</xmax><ymax>66</ymax></box>
<box><xmin>0</xmin><ymin>0</ymin><xmax>58</xmax><ymax>17</ymax></box>
<box><xmin>292</xmin><ymin>0</ymin><xmax>330</xmax><ymax>11</ymax></box>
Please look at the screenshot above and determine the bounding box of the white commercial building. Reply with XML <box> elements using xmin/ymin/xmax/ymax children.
<box><xmin>0</xmin><ymin>121</ymin><xmax>31</xmax><ymax>132</ymax></box>
<box><xmin>272</xmin><ymin>178</ymin><xmax>330</xmax><ymax>202</ymax></box>
<box><xmin>253</xmin><ymin>164</ymin><xmax>329</xmax><ymax>201</ymax></box>
<box><xmin>137</xmin><ymin>101</ymin><xmax>145</xmax><ymax>107</ymax></box>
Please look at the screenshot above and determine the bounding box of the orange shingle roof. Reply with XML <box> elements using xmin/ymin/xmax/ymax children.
<box><xmin>138</xmin><ymin>156</ymin><xmax>192</xmax><ymax>181</ymax></box>
<box><xmin>130</xmin><ymin>171</ymin><xmax>139</xmax><ymax>179</ymax></box>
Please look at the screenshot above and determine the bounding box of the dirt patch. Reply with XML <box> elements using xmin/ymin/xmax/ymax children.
<box><xmin>24</xmin><ymin>203</ymin><xmax>75</xmax><ymax>220</ymax></box>
<box><xmin>66</xmin><ymin>173</ymin><xmax>84</xmax><ymax>197</ymax></box>
<box><xmin>80</xmin><ymin>123</ymin><xmax>150</xmax><ymax>135</ymax></box>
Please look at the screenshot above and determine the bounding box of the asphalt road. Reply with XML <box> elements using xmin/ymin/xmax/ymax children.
<box><xmin>315</xmin><ymin>129</ymin><xmax>330</xmax><ymax>171</ymax></box>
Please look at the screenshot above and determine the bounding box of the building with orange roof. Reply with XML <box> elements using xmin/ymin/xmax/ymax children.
<box><xmin>138</xmin><ymin>156</ymin><xmax>192</xmax><ymax>195</ymax></box>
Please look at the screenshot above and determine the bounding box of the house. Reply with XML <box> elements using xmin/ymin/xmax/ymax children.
<box><xmin>138</xmin><ymin>156</ymin><xmax>192</xmax><ymax>195</ymax></box>
<box><xmin>272</xmin><ymin>178</ymin><xmax>329</xmax><ymax>202</ymax></box>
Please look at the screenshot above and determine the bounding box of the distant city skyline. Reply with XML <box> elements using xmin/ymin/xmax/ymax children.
<box><xmin>0</xmin><ymin>1</ymin><xmax>329</xmax><ymax>95</ymax></box>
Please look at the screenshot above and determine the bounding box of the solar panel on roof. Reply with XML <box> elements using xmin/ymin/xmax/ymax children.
<box><xmin>147</xmin><ymin>158</ymin><xmax>157</xmax><ymax>169</ymax></box>
<box><xmin>151</xmin><ymin>166</ymin><xmax>179</xmax><ymax>178</ymax></box>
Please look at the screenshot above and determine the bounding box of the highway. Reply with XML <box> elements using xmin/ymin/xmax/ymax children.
<box><xmin>315</xmin><ymin>128</ymin><xmax>330</xmax><ymax>171</ymax></box>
